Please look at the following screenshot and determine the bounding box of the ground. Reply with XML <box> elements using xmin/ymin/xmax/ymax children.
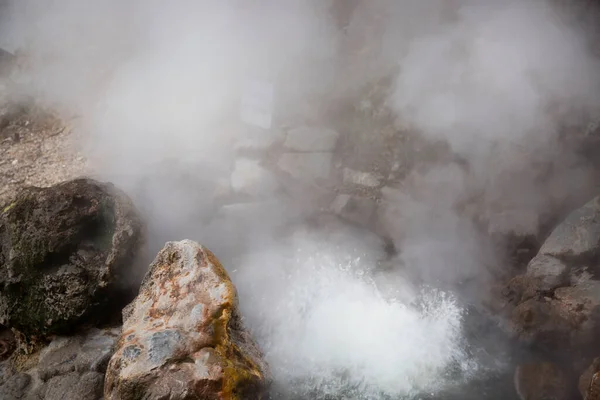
<box><xmin>0</xmin><ymin>103</ymin><xmax>87</xmax><ymax>206</ymax></box>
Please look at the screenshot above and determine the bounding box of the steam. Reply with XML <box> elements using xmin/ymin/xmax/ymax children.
<box><xmin>2</xmin><ymin>0</ymin><xmax>600</xmax><ymax>398</ymax></box>
<box><xmin>234</xmin><ymin>224</ymin><xmax>475</xmax><ymax>398</ymax></box>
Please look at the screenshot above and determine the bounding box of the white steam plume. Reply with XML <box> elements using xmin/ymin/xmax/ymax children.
<box><xmin>1</xmin><ymin>0</ymin><xmax>600</xmax><ymax>399</ymax></box>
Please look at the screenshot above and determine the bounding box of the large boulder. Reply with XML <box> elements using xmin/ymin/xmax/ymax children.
<box><xmin>0</xmin><ymin>178</ymin><xmax>144</xmax><ymax>337</ymax></box>
<box><xmin>503</xmin><ymin>196</ymin><xmax>600</xmax><ymax>354</ymax></box>
<box><xmin>104</xmin><ymin>240</ymin><xmax>270</xmax><ymax>400</ymax></box>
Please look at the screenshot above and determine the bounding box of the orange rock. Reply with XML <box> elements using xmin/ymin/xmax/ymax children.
<box><xmin>104</xmin><ymin>240</ymin><xmax>270</xmax><ymax>400</ymax></box>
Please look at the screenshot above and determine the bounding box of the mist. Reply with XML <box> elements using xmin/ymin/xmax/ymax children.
<box><xmin>2</xmin><ymin>0</ymin><xmax>600</xmax><ymax>398</ymax></box>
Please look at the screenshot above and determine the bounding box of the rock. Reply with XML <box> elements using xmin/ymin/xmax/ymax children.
<box><xmin>104</xmin><ymin>240</ymin><xmax>270</xmax><ymax>400</ymax></box>
<box><xmin>579</xmin><ymin>358</ymin><xmax>600</xmax><ymax>400</ymax></box>
<box><xmin>37</xmin><ymin>327</ymin><xmax>120</xmax><ymax>381</ymax></box>
<box><xmin>283</xmin><ymin>127</ymin><xmax>339</xmax><ymax>152</ymax></box>
<box><xmin>0</xmin><ymin>178</ymin><xmax>144</xmax><ymax>337</ymax></box>
<box><xmin>0</xmin><ymin>327</ymin><xmax>120</xmax><ymax>400</ymax></box>
<box><xmin>502</xmin><ymin>196</ymin><xmax>600</xmax><ymax>355</ymax></box>
<box><xmin>41</xmin><ymin>371</ymin><xmax>104</xmax><ymax>400</ymax></box>
<box><xmin>0</xmin><ymin>372</ymin><xmax>32</xmax><ymax>400</ymax></box>
<box><xmin>278</xmin><ymin>153</ymin><xmax>333</xmax><ymax>182</ymax></box>
<box><xmin>343</xmin><ymin>167</ymin><xmax>381</xmax><ymax>187</ymax></box>
<box><xmin>514</xmin><ymin>362</ymin><xmax>569</xmax><ymax>400</ymax></box>
<box><xmin>525</xmin><ymin>255</ymin><xmax>569</xmax><ymax>292</ymax></box>
<box><xmin>539</xmin><ymin>196</ymin><xmax>600</xmax><ymax>262</ymax></box>
<box><xmin>231</xmin><ymin>158</ymin><xmax>279</xmax><ymax>198</ymax></box>
<box><xmin>330</xmin><ymin>194</ymin><xmax>377</xmax><ymax>226</ymax></box>
<box><xmin>507</xmin><ymin>255</ymin><xmax>569</xmax><ymax>304</ymax></box>
<box><xmin>510</xmin><ymin>280</ymin><xmax>600</xmax><ymax>352</ymax></box>
<box><xmin>0</xmin><ymin>324</ymin><xmax>16</xmax><ymax>361</ymax></box>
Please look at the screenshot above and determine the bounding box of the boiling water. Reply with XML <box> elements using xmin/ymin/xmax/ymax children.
<box><xmin>231</xmin><ymin>224</ymin><xmax>519</xmax><ymax>400</ymax></box>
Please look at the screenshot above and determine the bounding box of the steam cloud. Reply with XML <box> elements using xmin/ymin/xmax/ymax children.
<box><xmin>2</xmin><ymin>0</ymin><xmax>600</xmax><ymax>398</ymax></box>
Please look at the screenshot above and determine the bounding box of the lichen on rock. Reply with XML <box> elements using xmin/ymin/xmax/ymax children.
<box><xmin>104</xmin><ymin>240</ymin><xmax>270</xmax><ymax>400</ymax></box>
<box><xmin>0</xmin><ymin>178</ymin><xmax>144</xmax><ymax>338</ymax></box>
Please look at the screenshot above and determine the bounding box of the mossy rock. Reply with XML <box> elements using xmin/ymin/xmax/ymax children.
<box><xmin>0</xmin><ymin>178</ymin><xmax>144</xmax><ymax>338</ymax></box>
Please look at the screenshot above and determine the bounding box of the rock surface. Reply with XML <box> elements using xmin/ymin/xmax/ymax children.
<box><xmin>538</xmin><ymin>196</ymin><xmax>600</xmax><ymax>261</ymax></box>
<box><xmin>0</xmin><ymin>178</ymin><xmax>144</xmax><ymax>337</ymax></box>
<box><xmin>503</xmin><ymin>195</ymin><xmax>600</xmax><ymax>354</ymax></box>
<box><xmin>513</xmin><ymin>362</ymin><xmax>569</xmax><ymax>400</ymax></box>
<box><xmin>0</xmin><ymin>327</ymin><xmax>120</xmax><ymax>400</ymax></box>
<box><xmin>580</xmin><ymin>358</ymin><xmax>600</xmax><ymax>400</ymax></box>
<box><xmin>104</xmin><ymin>240</ymin><xmax>270</xmax><ymax>400</ymax></box>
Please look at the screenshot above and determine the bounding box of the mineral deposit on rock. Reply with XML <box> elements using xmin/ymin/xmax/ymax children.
<box><xmin>104</xmin><ymin>240</ymin><xmax>270</xmax><ymax>400</ymax></box>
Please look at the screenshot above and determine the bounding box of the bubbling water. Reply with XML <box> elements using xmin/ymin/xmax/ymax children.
<box><xmin>233</xmin><ymin>228</ymin><xmax>479</xmax><ymax>399</ymax></box>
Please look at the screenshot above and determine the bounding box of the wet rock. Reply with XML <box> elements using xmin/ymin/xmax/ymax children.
<box><xmin>343</xmin><ymin>167</ymin><xmax>382</xmax><ymax>187</ymax></box>
<box><xmin>502</xmin><ymin>196</ymin><xmax>600</xmax><ymax>354</ymax></box>
<box><xmin>231</xmin><ymin>158</ymin><xmax>279</xmax><ymax>198</ymax></box>
<box><xmin>538</xmin><ymin>196</ymin><xmax>600</xmax><ymax>262</ymax></box>
<box><xmin>283</xmin><ymin>127</ymin><xmax>339</xmax><ymax>152</ymax></box>
<box><xmin>330</xmin><ymin>194</ymin><xmax>376</xmax><ymax>226</ymax></box>
<box><xmin>0</xmin><ymin>178</ymin><xmax>144</xmax><ymax>338</ymax></box>
<box><xmin>514</xmin><ymin>362</ymin><xmax>569</xmax><ymax>400</ymax></box>
<box><xmin>507</xmin><ymin>255</ymin><xmax>569</xmax><ymax>304</ymax></box>
<box><xmin>278</xmin><ymin>153</ymin><xmax>333</xmax><ymax>182</ymax></box>
<box><xmin>510</xmin><ymin>280</ymin><xmax>600</xmax><ymax>352</ymax></box>
<box><xmin>104</xmin><ymin>240</ymin><xmax>270</xmax><ymax>400</ymax></box>
<box><xmin>579</xmin><ymin>358</ymin><xmax>600</xmax><ymax>400</ymax></box>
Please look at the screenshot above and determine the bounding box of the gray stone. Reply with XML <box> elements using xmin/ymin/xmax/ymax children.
<box><xmin>526</xmin><ymin>255</ymin><xmax>569</xmax><ymax>293</ymax></box>
<box><xmin>283</xmin><ymin>127</ymin><xmax>339</xmax><ymax>152</ymax></box>
<box><xmin>37</xmin><ymin>328</ymin><xmax>120</xmax><ymax>381</ymax></box>
<box><xmin>0</xmin><ymin>373</ymin><xmax>32</xmax><ymax>400</ymax></box>
<box><xmin>231</xmin><ymin>158</ymin><xmax>279</xmax><ymax>198</ymax></box>
<box><xmin>41</xmin><ymin>371</ymin><xmax>103</xmax><ymax>400</ymax></box>
<box><xmin>331</xmin><ymin>194</ymin><xmax>377</xmax><ymax>226</ymax></box>
<box><xmin>343</xmin><ymin>168</ymin><xmax>382</xmax><ymax>187</ymax></box>
<box><xmin>278</xmin><ymin>153</ymin><xmax>333</xmax><ymax>182</ymax></box>
<box><xmin>539</xmin><ymin>196</ymin><xmax>600</xmax><ymax>260</ymax></box>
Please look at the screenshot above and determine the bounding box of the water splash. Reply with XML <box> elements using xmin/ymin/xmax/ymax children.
<box><xmin>233</xmin><ymin>236</ymin><xmax>478</xmax><ymax>399</ymax></box>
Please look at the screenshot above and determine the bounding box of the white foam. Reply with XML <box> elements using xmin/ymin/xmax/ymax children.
<box><xmin>235</xmin><ymin>243</ymin><xmax>476</xmax><ymax>399</ymax></box>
